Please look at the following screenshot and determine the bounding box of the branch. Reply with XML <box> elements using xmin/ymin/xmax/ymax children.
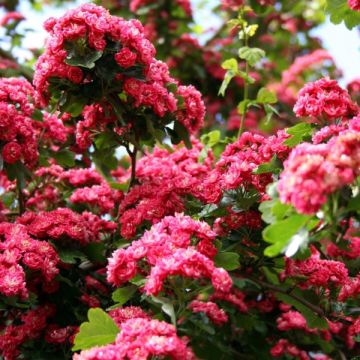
<box><xmin>248</xmin><ymin>277</ymin><xmax>326</xmax><ymax>318</ymax></box>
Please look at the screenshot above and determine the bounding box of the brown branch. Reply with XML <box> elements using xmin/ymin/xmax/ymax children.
<box><xmin>248</xmin><ymin>277</ymin><xmax>326</xmax><ymax>318</ymax></box>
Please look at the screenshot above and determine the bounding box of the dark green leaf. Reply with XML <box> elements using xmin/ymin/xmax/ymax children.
<box><xmin>52</xmin><ymin>149</ymin><xmax>75</xmax><ymax>167</ymax></box>
<box><xmin>112</xmin><ymin>285</ymin><xmax>137</xmax><ymax>306</ymax></box>
<box><xmin>214</xmin><ymin>252</ymin><xmax>240</xmax><ymax>270</ymax></box>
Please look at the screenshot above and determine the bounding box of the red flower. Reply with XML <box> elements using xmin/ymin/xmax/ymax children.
<box><xmin>2</xmin><ymin>142</ymin><xmax>22</xmax><ymax>164</ymax></box>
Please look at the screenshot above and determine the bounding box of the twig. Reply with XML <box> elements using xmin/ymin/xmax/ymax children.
<box><xmin>248</xmin><ymin>276</ymin><xmax>326</xmax><ymax>318</ymax></box>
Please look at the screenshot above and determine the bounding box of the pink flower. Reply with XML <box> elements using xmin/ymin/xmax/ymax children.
<box><xmin>115</xmin><ymin>48</ymin><xmax>137</xmax><ymax>68</ymax></box>
<box><xmin>74</xmin><ymin>318</ymin><xmax>195</xmax><ymax>360</ymax></box>
<box><xmin>278</xmin><ymin>128</ymin><xmax>360</xmax><ymax>214</ymax></box>
<box><xmin>348</xmin><ymin>0</ymin><xmax>360</xmax><ymax>11</ymax></box>
<box><xmin>294</xmin><ymin>78</ymin><xmax>358</xmax><ymax>120</ymax></box>
<box><xmin>189</xmin><ymin>300</ymin><xmax>228</xmax><ymax>325</ymax></box>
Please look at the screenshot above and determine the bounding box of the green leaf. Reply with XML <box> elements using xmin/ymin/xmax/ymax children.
<box><xmin>111</xmin><ymin>285</ymin><xmax>137</xmax><ymax>306</ymax></box>
<box><xmin>32</xmin><ymin>109</ymin><xmax>44</xmax><ymax>122</ymax></box>
<box><xmin>238</xmin><ymin>46</ymin><xmax>265</xmax><ymax>66</ymax></box>
<box><xmin>237</xmin><ymin>99</ymin><xmax>253</xmax><ymax>115</ymax></box>
<box><xmin>201</xmin><ymin>130</ymin><xmax>221</xmax><ymax>148</ymax></box>
<box><xmin>52</xmin><ymin>149</ymin><xmax>75</xmax><ymax>167</ymax></box>
<box><xmin>151</xmin><ymin>296</ymin><xmax>176</xmax><ymax>326</ymax></box>
<box><xmin>253</xmin><ymin>155</ymin><xmax>281</xmax><ymax>174</ymax></box>
<box><xmin>84</xmin><ymin>243</ymin><xmax>106</xmax><ymax>263</ymax></box>
<box><xmin>326</xmin><ymin>0</ymin><xmax>360</xmax><ymax>29</ymax></box>
<box><xmin>256</xmin><ymin>88</ymin><xmax>277</xmax><ymax>104</ymax></box>
<box><xmin>221</xmin><ymin>58</ymin><xmax>238</xmax><ymax>72</ymax></box>
<box><xmin>263</xmin><ymin>214</ymin><xmax>309</xmax><ymax>257</ymax></box>
<box><xmin>348</xmin><ymin>194</ymin><xmax>360</xmax><ymax>212</ymax></box>
<box><xmin>283</xmin><ymin>123</ymin><xmax>314</xmax><ymax>147</ymax></box>
<box><xmin>214</xmin><ymin>252</ymin><xmax>240</xmax><ymax>271</ymax></box>
<box><xmin>65</xmin><ymin>49</ymin><xmax>103</xmax><ymax>69</ymax></box>
<box><xmin>218</xmin><ymin>70</ymin><xmax>235</xmax><ymax>96</ymax></box>
<box><xmin>275</xmin><ymin>292</ymin><xmax>328</xmax><ymax>329</ymax></box>
<box><xmin>173</xmin><ymin>121</ymin><xmax>192</xmax><ymax>149</ymax></box>
<box><xmin>94</xmin><ymin>132</ymin><xmax>118</xmax><ymax>150</ymax></box>
<box><xmin>57</xmin><ymin>249</ymin><xmax>86</xmax><ymax>264</ymax></box>
<box><xmin>61</xmin><ymin>97</ymin><xmax>87</xmax><ymax>117</ymax></box>
<box><xmin>72</xmin><ymin>308</ymin><xmax>119</xmax><ymax>351</ymax></box>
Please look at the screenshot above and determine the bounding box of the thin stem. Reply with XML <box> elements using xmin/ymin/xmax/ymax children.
<box><xmin>238</xmin><ymin>27</ymin><xmax>249</xmax><ymax>138</ymax></box>
<box><xmin>126</xmin><ymin>146</ymin><xmax>138</xmax><ymax>190</ymax></box>
<box><xmin>17</xmin><ymin>180</ymin><xmax>25</xmax><ymax>215</ymax></box>
<box><xmin>248</xmin><ymin>276</ymin><xmax>326</xmax><ymax>318</ymax></box>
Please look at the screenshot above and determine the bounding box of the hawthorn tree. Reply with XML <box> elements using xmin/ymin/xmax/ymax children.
<box><xmin>0</xmin><ymin>0</ymin><xmax>359</xmax><ymax>360</ymax></box>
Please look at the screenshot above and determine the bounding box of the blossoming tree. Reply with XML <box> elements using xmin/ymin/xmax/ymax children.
<box><xmin>0</xmin><ymin>0</ymin><xmax>359</xmax><ymax>359</ymax></box>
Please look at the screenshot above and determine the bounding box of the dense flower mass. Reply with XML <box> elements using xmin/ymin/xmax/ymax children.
<box><xmin>0</xmin><ymin>77</ymin><xmax>38</xmax><ymax>167</ymax></box>
<box><xmin>107</xmin><ymin>213</ymin><xmax>232</xmax><ymax>294</ymax></box>
<box><xmin>17</xmin><ymin>208</ymin><xmax>116</xmax><ymax>245</ymax></box>
<box><xmin>294</xmin><ymin>78</ymin><xmax>358</xmax><ymax>120</ymax></box>
<box><xmin>0</xmin><ymin>223</ymin><xmax>59</xmax><ymax>298</ymax></box>
<box><xmin>74</xmin><ymin>318</ymin><xmax>195</xmax><ymax>360</ymax></box>
<box><xmin>118</xmin><ymin>140</ymin><xmax>214</xmax><ymax>238</ymax></box>
<box><xmin>33</xmin><ymin>3</ymin><xmax>204</xmax><ymax>138</ymax></box>
<box><xmin>203</xmin><ymin>130</ymin><xmax>289</xmax><ymax>199</ymax></box>
<box><xmin>0</xmin><ymin>1</ymin><xmax>359</xmax><ymax>359</ymax></box>
<box><xmin>278</xmin><ymin>123</ymin><xmax>360</xmax><ymax>214</ymax></box>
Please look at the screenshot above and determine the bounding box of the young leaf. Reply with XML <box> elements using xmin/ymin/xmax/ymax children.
<box><xmin>283</xmin><ymin>123</ymin><xmax>314</xmax><ymax>147</ymax></box>
<box><xmin>256</xmin><ymin>88</ymin><xmax>277</xmax><ymax>104</ymax></box>
<box><xmin>219</xmin><ymin>71</ymin><xmax>235</xmax><ymax>96</ymax></box>
<box><xmin>238</xmin><ymin>46</ymin><xmax>265</xmax><ymax>66</ymax></box>
<box><xmin>263</xmin><ymin>214</ymin><xmax>310</xmax><ymax>257</ymax></box>
<box><xmin>253</xmin><ymin>155</ymin><xmax>281</xmax><ymax>174</ymax></box>
<box><xmin>72</xmin><ymin>308</ymin><xmax>119</xmax><ymax>351</ymax></box>
<box><xmin>326</xmin><ymin>0</ymin><xmax>360</xmax><ymax>29</ymax></box>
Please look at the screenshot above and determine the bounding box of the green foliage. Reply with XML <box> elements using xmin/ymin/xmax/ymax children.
<box><xmin>111</xmin><ymin>285</ymin><xmax>137</xmax><ymax>307</ymax></box>
<box><xmin>72</xmin><ymin>308</ymin><xmax>120</xmax><ymax>351</ymax></box>
<box><xmin>283</xmin><ymin>123</ymin><xmax>314</xmax><ymax>147</ymax></box>
<box><xmin>238</xmin><ymin>46</ymin><xmax>265</xmax><ymax>66</ymax></box>
<box><xmin>326</xmin><ymin>0</ymin><xmax>360</xmax><ymax>29</ymax></box>
<box><xmin>214</xmin><ymin>252</ymin><xmax>240</xmax><ymax>270</ymax></box>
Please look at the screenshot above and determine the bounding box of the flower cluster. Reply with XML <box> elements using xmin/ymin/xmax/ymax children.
<box><xmin>74</xmin><ymin>318</ymin><xmax>195</xmax><ymax>360</ymax></box>
<box><xmin>278</xmin><ymin>122</ymin><xmax>360</xmax><ymax>214</ymax></box>
<box><xmin>0</xmin><ymin>222</ymin><xmax>59</xmax><ymax>298</ymax></box>
<box><xmin>0</xmin><ymin>305</ymin><xmax>55</xmax><ymax>360</ymax></box>
<box><xmin>0</xmin><ymin>77</ymin><xmax>38</xmax><ymax>166</ymax></box>
<box><xmin>118</xmin><ymin>140</ymin><xmax>214</xmax><ymax>238</ymax></box>
<box><xmin>189</xmin><ymin>300</ymin><xmax>228</xmax><ymax>325</ymax></box>
<box><xmin>108</xmin><ymin>213</ymin><xmax>232</xmax><ymax>295</ymax></box>
<box><xmin>294</xmin><ymin>78</ymin><xmax>358</xmax><ymax>120</ymax></box>
<box><xmin>34</xmin><ymin>3</ymin><xmax>204</xmax><ymax>138</ymax></box>
<box><xmin>203</xmin><ymin>130</ymin><xmax>289</xmax><ymax>200</ymax></box>
<box><xmin>284</xmin><ymin>246</ymin><xmax>349</xmax><ymax>288</ymax></box>
<box><xmin>17</xmin><ymin>208</ymin><xmax>116</xmax><ymax>245</ymax></box>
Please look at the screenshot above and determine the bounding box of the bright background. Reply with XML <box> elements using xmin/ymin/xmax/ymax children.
<box><xmin>1</xmin><ymin>0</ymin><xmax>359</xmax><ymax>85</ymax></box>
